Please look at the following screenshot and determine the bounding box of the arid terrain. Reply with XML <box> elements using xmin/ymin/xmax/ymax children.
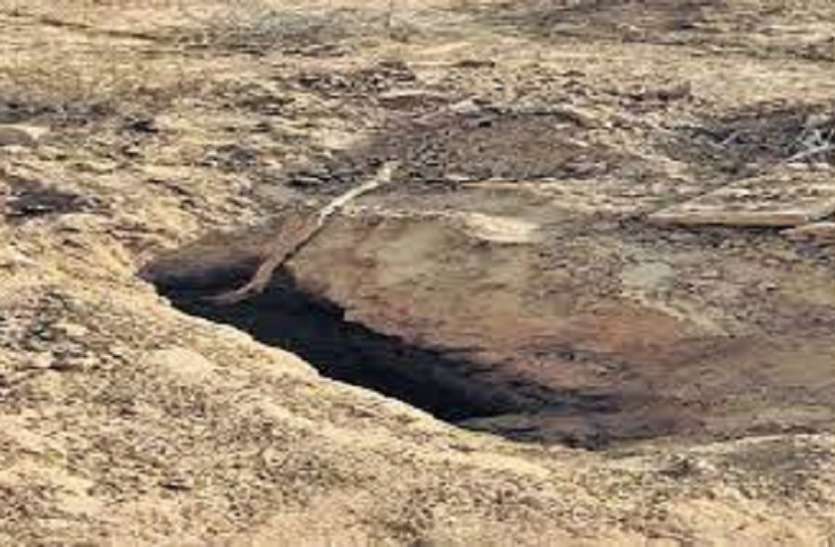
<box><xmin>4</xmin><ymin>0</ymin><xmax>835</xmax><ymax>545</ymax></box>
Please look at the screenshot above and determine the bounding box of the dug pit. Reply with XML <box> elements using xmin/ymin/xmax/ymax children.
<box><xmin>162</xmin><ymin>269</ymin><xmax>554</xmax><ymax>422</ymax></box>
<box><xmin>142</xmin><ymin>205</ymin><xmax>835</xmax><ymax>450</ymax></box>
<box><xmin>141</xmin><ymin>211</ymin><xmax>625</xmax><ymax>448</ymax></box>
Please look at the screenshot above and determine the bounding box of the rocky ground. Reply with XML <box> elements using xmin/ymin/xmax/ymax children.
<box><xmin>4</xmin><ymin>0</ymin><xmax>835</xmax><ymax>545</ymax></box>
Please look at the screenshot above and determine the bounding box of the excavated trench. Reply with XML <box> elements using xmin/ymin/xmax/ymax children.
<box><xmin>142</xmin><ymin>207</ymin><xmax>835</xmax><ymax>451</ymax></box>
<box><xmin>161</xmin><ymin>269</ymin><xmax>528</xmax><ymax>422</ymax></box>
<box><xmin>141</xmin><ymin>203</ymin><xmax>835</xmax><ymax>450</ymax></box>
<box><xmin>148</xmin><ymin>265</ymin><xmax>629</xmax><ymax>448</ymax></box>
<box><xmin>141</xmin><ymin>212</ymin><xmax>639</xmax><ymax>449</ymax></box>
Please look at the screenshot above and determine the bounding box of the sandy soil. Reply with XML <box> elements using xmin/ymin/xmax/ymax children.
<box><xmin>4</xmin><ymin>0</ymin><xmax>835</xmax><ymax>545</ymax></box>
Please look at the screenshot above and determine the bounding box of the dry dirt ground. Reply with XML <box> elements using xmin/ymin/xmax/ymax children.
<box><xmin>4</xmin><ymin>0</ymin><xmax>835</xmax><ymax>545</ymax></box>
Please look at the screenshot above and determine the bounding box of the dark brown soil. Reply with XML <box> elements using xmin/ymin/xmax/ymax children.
<box><xmin>271</xmin><ymin>108</ymin><xmax>641</xmax><ymax>197</ymax></box>
<box><xmin>662</xmin><ymin>101</ymin><xmax>835</xmax><ymax>174</ymax></box>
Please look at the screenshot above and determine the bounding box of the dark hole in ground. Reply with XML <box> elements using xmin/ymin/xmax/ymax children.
<box><xmin>158</xmin><ymin>269</ymin><xmax>539</xmax><ymax>422</ymax></box>
<box><xmin>146</xmin><ymin>261</ymin><xmax>626</xmax><ymax>447</ymax></box>
<box><xmin>139</xmin><ymin>213</ymin><xmax>698</xmax><ymax>450</ymax></box>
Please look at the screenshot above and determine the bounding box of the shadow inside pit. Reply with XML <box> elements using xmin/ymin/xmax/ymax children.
<box><xmin>158</xmin><ymin>268</ymin><xmax>538</xmax><ymax>423</ymax></box>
